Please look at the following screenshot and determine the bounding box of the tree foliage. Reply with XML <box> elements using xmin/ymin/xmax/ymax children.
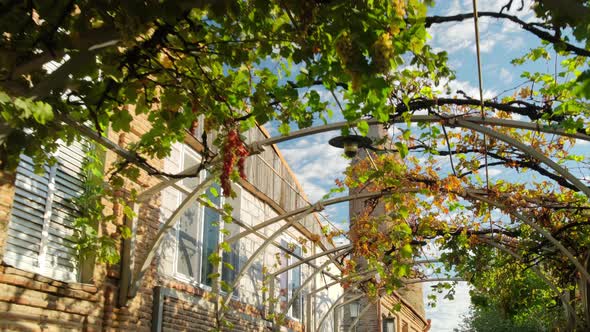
<box><xmin>1</xmin><ymin>0</ymin><xmax>590</xmax><ymax>330</ymax></box>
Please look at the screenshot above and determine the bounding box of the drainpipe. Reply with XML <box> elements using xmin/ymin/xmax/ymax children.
<box><xmin>112</xmin><ymin>131</ymin><xmax>135</xmax><ymax>308</ymax></box>
<box><xmin>377</xmin><ymin>296</ymin><xmax>382</xmax><ymax>332</ymax></box>
<box><xmin>118</xmin><ymin>202</ymin><xmax>138</xmax><ymax>307</ymax></box>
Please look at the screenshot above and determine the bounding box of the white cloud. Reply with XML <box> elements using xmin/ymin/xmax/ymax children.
<box><xmin>499</xmin><ymin>67</ymin><xmax>513</xmax><ymax>83</ymax></box>
<box><xmin>428</xmin><ymin>21</ymin><xmax>475</xmax><ymax>54</ymax></box>
<box><xmin>424</xmin><ymin>281</ymin><xmax>472</xmax><ymax>332</ymax></box>
<box><xmin>443</xmin><ymin>0</ymin><xmax>533</xmax><ymax>15</ymax></box>
<box><xmin>487</xmin><ymin>167</ymin><xmax>503</xmax><ymax>177</ymax></box>
<box><xmin>428</xmin><ymin>0</ymin><xmax>535</xmax><ymax>55</ymax></box>
<box><xmin>278</xmin><ymin>131</ymin><xmax>349</xmax><ymax>202</ymax></box>
<box><xmin>475</xmin><ymin>36</ymin><xmax>498</xmax><ymax>53</ymax></box>
<box><xmin>446</xmin><ymin>79</ymin><xmax>497</xmax><ymax>99</ymax></box>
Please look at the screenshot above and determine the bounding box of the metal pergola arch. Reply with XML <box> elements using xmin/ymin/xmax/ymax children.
<box><xmin>214</xmin><ymin>188</ymin><xmax>431</xmax><ymax>323</ymax></box>
<box><xmin>315</xmin><ymin>293</ymin><xmax>365</xmax><ymax>332</ymax></box>
<box><xmin>213</xmin><ymin>186</ymin><xmax>590</xmax><ymax>328</ymax></box>
<box><xmin>348</xmin><ymin>302</ymin><xmax>373</xmax><ymax>332</ymax></box>
<box><xmin>478</xmin><ymin>236</ymin><xmax>576</xmax><ymax>318</ymax></box>
<box><xmin>96</xmin><ymin>111</ymin><xmax>590</xmax><ymax>331</ymax></box>
<box><xmin>266</xmin><ymin>246</ymin><xmax>353</xmax><ymax>331</ymax></box>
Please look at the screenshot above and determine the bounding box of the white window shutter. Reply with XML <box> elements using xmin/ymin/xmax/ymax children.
<box><xmin>43</xmin><ymin>142</ymin><xmax>85</xmax><ymax>281</ymax></box>
<box><xmin>4</xmin><ymin>155</ymin><xmax>49</xmax><ymax>271</ymax></box>
<box><xmin>4</xmin><ymin>141</ymin><xmax>85</xmax><ymax>282</ymax></box>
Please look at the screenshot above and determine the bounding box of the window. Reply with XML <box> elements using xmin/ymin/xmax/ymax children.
<box><xmin>221</xmin><ymin>188</ymin><xmax>240</xmax><ymax>287</ymax></box>
<box><xmin>4</xmin><ymin>142</ymin><xmax>86</xmax><ymax>282</ymax></box>
<box><xmin>159</xmin><ymin>143</ymin><xmax>238</xmax><ymax>288</ymax></box>
<box><xmin>291</xmin><ymin>245</ymin><xmax>302</xmax><ymax>320</ymax></box>
<box><xmin>383</xmin><ymin>317</ymin><xmax>396</xmax><ymax>332</ymax></box>
<box><xmin>200</xmin><ymin>178</ymin><xmax>221</xmax><ymax>285</ymax></box>
<box><xmin>279</xmin><ymin>240</ymin><xmax>303</xmax><ymax>319</ymax></box>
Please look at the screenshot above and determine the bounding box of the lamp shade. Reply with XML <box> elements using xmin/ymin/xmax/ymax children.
<box><xmin>349</xmin><ymin>301</ymin><xmax>360</xmax><ymax>319</ymax></box>
<box><xmin>328</xmin><ymin>135</ymin><xmax>373</xmax><ymax>158</ymax></box>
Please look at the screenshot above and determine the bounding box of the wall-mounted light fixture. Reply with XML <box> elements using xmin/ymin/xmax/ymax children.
<box><xmin>383</xmin><ymin>317</ymin><xmax>396</xmax><ymax>332</ymax></box>
<box><xmin>328</xmin><ymin>135</ymin><xmax>373</xmax><ymax>158</ymax></box>
<box><xmin>349</xmin><ymin>300</ymin><xmax>360</xmax><ymax>319</ymax></box>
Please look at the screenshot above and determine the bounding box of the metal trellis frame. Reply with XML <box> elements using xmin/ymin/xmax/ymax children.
<box><xmin>118</xmin><ymin>112</ymin><xmax>590</xmax><ymax>310</ymax></box>
<box><xmin>347</xmin><ymin>302</ymin><xmax>373</xmax><ymax>332</ymax></box>
<box><xmin>315</xmin><ymin>293</ymin><xmax>365</xmax><ymax>332</ymax></box>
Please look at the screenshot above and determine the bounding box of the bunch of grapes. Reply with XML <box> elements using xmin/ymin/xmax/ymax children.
<box><xmin>335</xmin><ymin>32</ymin><xmax>355</xmax><ymax>69</ymax></box>
<box><xmin>189</xmin><ymin>102</ymin><xmax>199</xmax><ymax>136</ymax></box>
<box><xmin>335</xmin><ymin>32</ymin><xmax>364</xmax><ymax>91</ymax></box>
<box><xmin>372</xmin><ymin>32</ymin><xmax>394</xmax><ymax>74</ymax></box>
<box><xmin>221</xmin><ymin>129</ymin><xmax>249</xmax><ymax>196</ymax></box>
<box><xmin>392</xmin><ymin>0</ymin><xmax>407</xmax><ymax>18</ymax></box>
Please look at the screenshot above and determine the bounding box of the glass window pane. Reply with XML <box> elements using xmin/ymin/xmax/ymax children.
<box><xmin>201</xmin><ymin>205</ymin><xmax>220</xmax><ymax>285</ymax></box>
<box><xmin>177</xmin><ymin>198</ymin><xmax>199</xmax><ymax>278</ymax></box>
<box><xmin>222</xmin><ymin>223</ymin><xmax>240</xmax><ymax>287</ymax></box>
<box><xmin>206</xmin><ymin>182</ymin><xmax>221</xmax><ymax>207</ymax></box>
<box><xmin>383</xmin><ymin>319</ymin><xmax>396</xmax><ymax>332</ymax></box>
<box><xmin>222</xmin><ymin>242</ymin><xmax>239</xmax><ymax>287</ymax></box>
<box><xmin>182</xmin><ymin>150</ymin><xmax>199</xmax><ymax>189</ymax></box>
<box><xmin>279</xmin><ymin>239</ymin><xmax>289</xmax><ymax>312</ymax></box>
<box><xmin>291</xmin><ymin>245</ymin><xmax>302</xmax><ymax>319</ymax></box>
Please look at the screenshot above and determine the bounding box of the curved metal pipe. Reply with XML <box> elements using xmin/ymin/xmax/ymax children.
<box><xmin>218</xmin><ymin>217</ymin><xmax>300</xmax><ymax>322</ymax></box>
<box><xmin>456</xmin><ymin>119</ymin><xmax>590</xmax><ymax>197</ymax></box>
<box><xmin>129</xmin><ymin>173</ymin><xmax>217</xmax><ymax>297</ymax></box>
<box><xmin>271</xmin><ymin>244</ymin><xmax>352</xmax><ymax>278</ymax></box>
<box><xmin>224</xmin><ymin>191</ymin><xmax>399</xmax><ymax>245</ymax></box>
<box><xmin>470</xmin><ymin>191</ymin><xmax>590</xmax><ymax>284</ymax></box>
<box><xmin>315</xmin><ymin>293</ymin><xmax>364</xmax><ymax>332</ymax></box>
<box><xmin>278</xmin><ymin>247</ymin><xmax>352</xmax><ymax>319</ymax></box>
<box><xmin>347</xmin><ymin>302</ymin><xmax>373</xmax><ymax>332</ymax></box>
<box><xmin>257</xmin><ymin>116</ymin><xmax>590</xmax><ymax>147</ymax></box>
<box><xmin>479</xmin><ymin>236</ymin><xmax>577</xmax><ymax>322</ymax></box>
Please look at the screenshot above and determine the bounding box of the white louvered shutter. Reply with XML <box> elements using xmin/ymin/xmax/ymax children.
<box><xmin>4</xmin><ymin>142</ymin><xmax>85</xmax><ymax>282</ymax></box>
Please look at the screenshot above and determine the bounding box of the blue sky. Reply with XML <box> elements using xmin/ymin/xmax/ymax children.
<box><xmin>269</xmin><ymin>1</ymin><xmax>573</xmax><ymax>331</ymax></box>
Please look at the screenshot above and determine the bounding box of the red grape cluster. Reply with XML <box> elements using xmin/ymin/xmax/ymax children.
<box><xmin>189</xmin><ymin>103</ymin><xmax>199</xmax><ymax>136</ymax></box>
<box><xmin>221</xmin><ymin>129</ymin><xmax>249</xmax><ymax>196</ymax></box>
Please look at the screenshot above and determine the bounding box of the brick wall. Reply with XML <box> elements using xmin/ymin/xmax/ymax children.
<box><xmin>101</xmin><ymin>112</ymin><xmax>168</xmax><ymax>332</ymax></box>
<box><xmin>0</xmin><ymin>167</ymin><xmax>108</xmax><ymax>332</ymax></box>
<box><xmin>382</xmin><ymin>294</ymin><xmax>427</xmax><ymax>332</ymax></box>
<box><xmin>0</xmin><ymin>112</ymin><xmax>163</xmax><ymax>332</ymax></box>
<box><xmin>0</xmin><ymin>266</ymin><xmax>102</xmax><ymax>331</ymax></box>
<box><xmin>156</xmin><ymin>287</ymin><xmax>270</xmax><ymax>332</ymax></box>
<box><xmin>397</xmin><ymin>284</ymin><xmax>425</xmax><ymax>318</ymax></box>
<box><xmin>0</xmin><ymin>114</ymin><xmax>415</xmax><ymax>332</ymax></box>
<box><xmin>0</xmin><ymin>171</ymin><xmax>15</xmax><ymax>264</ymax></box>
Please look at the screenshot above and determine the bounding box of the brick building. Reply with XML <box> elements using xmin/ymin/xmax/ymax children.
<box><xmin>337</xmin><ymin>125</ymin><xmax>428</xmax><ymax>332</ymax></box>
<box><xmin>0</xmin><ymin>114</ymin><xmax>428</xmax><ymax>331</ymax></box>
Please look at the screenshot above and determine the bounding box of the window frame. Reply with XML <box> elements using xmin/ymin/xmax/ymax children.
<box><xmin>383</xmin><ymin>317</ymin><xmax>397</xmax><ymax>332</ymax></box>
<box><xmin>278</xmin><ymin>237</ymin><xmax>303</xmax><ymax>321</ymax></box>
<box><xmin>161</xmin><ymin>143</ymin><xmax>230</xmax><ymax>291</ymax></box>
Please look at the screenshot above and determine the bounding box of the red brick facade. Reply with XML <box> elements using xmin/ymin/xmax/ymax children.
<box><xmin>0</xmin><ymin>117</ymin><xmax>428</xmax><ymax>331</ymax></box>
